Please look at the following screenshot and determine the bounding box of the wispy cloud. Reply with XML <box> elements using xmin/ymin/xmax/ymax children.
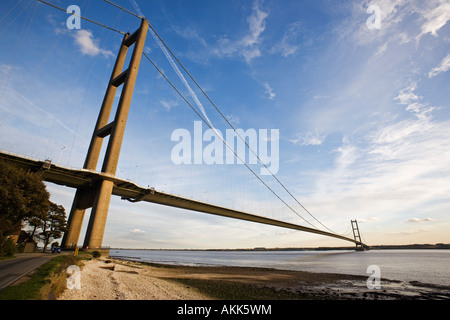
<box><xmin>417</xmin><ymin>0</ymin><xmax>450</xmax><ymax>39</ymax></box>
<box><xmin>213</xmin><ymin>0</ymin><xmax>268</xmax><ymax>63</ymax></box>
<box><xmin>394</xmin><ymin>82</ymin><xmax>435</xmax><ymax>120</ymax></box>
<box><xmin>407</xmin><ymin>217</ymin><xmax>437</xmax><ymax>223</ymax></box>
<box><xmin>358</xmin><ymin>217</ymin><xmax>381</xmax><ymax>223</ymax></box>
<box><xmin>313</xmin><ymin>94</ymin><xmax>330</xmax><ymax>100</ymax></box>
<box><xmin>227</xmin><ymin>114</ymin><xmax>241</xmax><ymax>125</ymax></box>
<box><xmin>428</xmin><ymin>53</ymin><xmax>450</xmax><ymax>78</ymax></box>
<box><xmin>150</xmin><ymin>28</ymin><xmax>213</xmax><ymax>127</ymax></box>
<box><xmin>307</xmin><ymin>85</ymin><xmax>450</xmax><ymax>226</ymax></box>
<box><xmin>0</xmin><ymin>63</ymin><xmax>18</xmax><ymax>76</ymax></box>
<box><xmin>246</xmin><ymin>1</ymin><xmax>268</xmax><ymax>43</ymax></box>
<box><xmin>174</xmin><ymin>26</ymin><xmax>207</xmax><ymax>48</ymax></box>
<box><xmin>290</xmin><ymin>130</ymin><xmax>325</xmax><ymax>146</ymax></box>
<box><xmin>280</xmin><ymin>1</ymin><xmax>450</xmax><ymax>241</ymax></box>
<box><xmin>130</xmin><ymin>228</ymin><xmax>146</xmax><ymax>234</ymax></box>
<box><xmin>263</xmin><ymin>82</ymin><xmax>275</xmax><ymax>100</ymax></box>
<box><xmin>271</xmin><ymin>22</ymin><xmax>303</xmax><ymax>57</ymax></box>
<box><xmin>129</xmin><ymin>0</ymin><xmax>144</xmax><ymax>17</ymax></box>
<box><xmin>344</xmin><ymin>0</ymin><xmax>449</xmax><ymax>48</ymax></box>
<box><xmin>160</xmin><ymin>99</ymin><xmax>178</xmax><ymax>112</ymax></box>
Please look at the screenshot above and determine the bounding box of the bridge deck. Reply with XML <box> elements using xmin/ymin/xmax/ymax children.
<box><xmin>0</xmin><ymin>150</ymin><xmax>364</xmax><ymax>246</ymax></box>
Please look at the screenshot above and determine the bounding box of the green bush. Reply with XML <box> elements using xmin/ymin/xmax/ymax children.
<box><xmin>0</xmin><ymin>237</ymin><xmax>16</xmax><ymax>257</ymax></box>
<box><xmin>91</xmin><ymin>250</ymin><xmax>101</xmax><ymax>258</ymax></box>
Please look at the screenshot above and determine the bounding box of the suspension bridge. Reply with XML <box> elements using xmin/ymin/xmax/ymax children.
<box><xmin>1</xmin><ymin>1</ymin><xmax>367</xmax><ymax>251</ymax></box>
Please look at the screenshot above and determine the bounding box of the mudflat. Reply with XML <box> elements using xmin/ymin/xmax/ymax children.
<box><xmin>58</xmin><ymin>258</ymin><xmax>450</xmax><ymax>300</ymax></box>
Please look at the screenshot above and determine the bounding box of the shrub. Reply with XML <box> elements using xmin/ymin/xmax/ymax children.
<box><xmin>91</xmin><ymin>250</ymin><xmax>101</xmax><ymax>258</ymax></box>
<box><xmin>0</xmin><ymin>237</ymin><xmax>16</xmax><ymax>257</ymax></box>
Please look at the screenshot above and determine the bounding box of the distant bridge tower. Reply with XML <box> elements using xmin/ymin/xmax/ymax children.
<box><xmin>62</xmin><ymin>19</ymin><xmax>148</xmax><ymax>250</ymax></box>
<box><xmin>351</xmin><ymin>220</ymin><xmax>366</xmax><ymax>251</ymax></box>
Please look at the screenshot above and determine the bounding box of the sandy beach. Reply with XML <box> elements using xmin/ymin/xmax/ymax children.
<box><xmin>58</xmin><ymin>257</ymin><xmax>450</xmax><ymax>300</ymax></box>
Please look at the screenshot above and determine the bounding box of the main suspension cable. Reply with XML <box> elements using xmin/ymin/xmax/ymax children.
<box><xmin>143</xmin><ymin>51</ymin><xmax>319</xmax><ymax>230</ymax></box>
<box><xmin>101</xmin><ymin>0</ymin><xmax>339</xmax><ymax>234</ymax></box>
<box><xmin>37</xmin><ymin>0</ymin><xmax>126</xmax><ymax>35</ymax></box>
<box><xmin>146</xmin><ymin>21</ymin><xmax>338</xmax><ymax>234</ymax></box>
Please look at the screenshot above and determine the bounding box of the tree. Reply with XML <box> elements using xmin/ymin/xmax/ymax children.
<box><xmin>0</xmin><ymin>160</ymin><xmax>50</xmax><ymax>256</ymax></box>
<box><xmin>39</xmin><ymin>202</ymin><xmax>67</xmax><ymax>252</ymax></box>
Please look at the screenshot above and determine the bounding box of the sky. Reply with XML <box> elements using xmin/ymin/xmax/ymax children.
<box><xmin>0</xmin><ymin>0</ymin><xmax>449</xmax><ymax>249</ymax></box>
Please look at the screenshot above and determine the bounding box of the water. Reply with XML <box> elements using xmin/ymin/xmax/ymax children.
<box><xmin>109</xmin><ymin>249</ymin><xmax>450</xmax><ymax>286</ymax></box>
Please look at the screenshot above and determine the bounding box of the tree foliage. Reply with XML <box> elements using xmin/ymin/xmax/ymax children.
<box><xmin>0</xmin><ymin>160</ymin><xmax>63</xmax><ymax>256</ymax></box>
<box><xmin>39</xmin><ymin>202</ymin><xmax>67</xmax><ymax>252</ymax></box>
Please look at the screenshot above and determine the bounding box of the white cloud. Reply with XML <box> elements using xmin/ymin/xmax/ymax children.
<box><xmin>227</xmin><ymin>114</ymin><xmax>241</xmax><ymax>125</ymax></box>
<box><xmin>347</xmin><ymin>0</ymin><xmax>449</xmax><ymax>49</ymax></box>
<box><xmin>394</xmin><ymin>82</ymin><xmax>420</xmax><ymax>105</ymax></box>
<box><xmin>271</xmin><ymin>22</ymin><xmax>302</xmax><ymax>58</ymax></box>
<box><xmin>407</xmin><ymin>217</ymin><xmax>437</xmax><ymax>223</ymax></box>
<box><xmin>358</xmin><ymin>217</ymin><xmax>381</xmax><ymax>223</ymax></box>
<box><xmin>428</xmin><ymin>53</ymin><xmax>450</xmax><ymax>78</ymax></box>
<box><xmin>74</xmin><ymin>30</ymin><xmax>114</xmax><ymax>58</ymax></box>
<box><xmin>290</xmin><ymin>130</ymin><xmax>325</xmax><ymax>146</ymax></box>
<box><xmin>0</xmin><ymin>63</ymin><xmax>18</xmax><ymax>75</ymax></box>
<box><xmin>174</xmin><ymin>26</ymin><xmax>207</xmax><ymax>48</ymax></box>
<box><xmin>394</xmin><ymin>83</ymin><xmax>435</xmax><ymax>120</ymax></box>
<box><xmin>160</xmin><ymin>99</ymin><xmax>178</xmax><ymax>111</ymax></box>
<box><xmin>151</xmin><ymin>27</ymin><xmax>214</xmax><ymax>127</ymax></box>
<box><xmin>0</xmin><ymin>83</ymin><xmax>83</xmax><ymax>139</ymax></box>
<box><xmin>263</xmin><ymin>82</ymin><xmax>275</xmax><ymax>100</ymax></box>
<box><xmin>213</xmin><ymin>0</ymin><xmax>268</xmax><ymax>63</ymax></box>
<box><xmin>372</xmin><ymin>0</ymin><xmax>407</xmax><ymax>25</ymax></box>
<box><xmin>303</xmin><ymin>76</ymin><xmax>450</xmax><ymax>234</ymax></box>
<box><xmin>130</xmin><ymin>228</ymin><xmax>146</xmax><ymax>234</ymax></box>
<box><xmin>282</xmin><ymin>1</ymin><xmax>450</xmax><ymax>242</ymax></box>
<box><xmin>344</xmin><ymin>0</ymin><xmax>408</xmax><ymax>46</ymax></box>
<box><xmin>417</xmin><ymin>0</ymin><xmax>450</xmax><ymax>38</ymax></box>
<box><xmin>129</xmin><ymin>0</ymin><xmax>144</xmax><ymax>17</ymax></box>
<box><xmin>241</xmin><ymin>1</ymin><xmax>268</xmax><ymax>47</ymax></box>
<box><xmin>313</xmin><ymin>94</ymin><xmax>330</xmax><ymax>100</ymax></box>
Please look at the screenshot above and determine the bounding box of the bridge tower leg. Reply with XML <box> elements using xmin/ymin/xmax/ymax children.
<box><xmin>62</xmin><ymin>19</ymin><xmax>148</xmax><ymax>250</ymax></box>
<box><xmin>351</xmin><ymin>220</ymin><xmax>365</xmax><ymax>251</ymax></box>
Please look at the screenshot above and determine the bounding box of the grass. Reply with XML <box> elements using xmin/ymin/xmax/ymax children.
<box><xmin>0</xmin><ymin>254</ymin><xmax>89</xmax><ymax>300</ymax></box>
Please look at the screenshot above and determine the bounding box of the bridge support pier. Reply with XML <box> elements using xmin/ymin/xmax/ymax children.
<box><xmin>62</xmin><ymin>19</ymin><xmax>148</xmax><ymax>250</ymax></box>
<box><xmin>61</xmin><ymin>190</ymin><xmax>87</xmax><ymax>249</ymax></box>
<box><xmin>83</xmin><ymin>180</ymin><xmax>114</xmax><ymax>249</ymax></box>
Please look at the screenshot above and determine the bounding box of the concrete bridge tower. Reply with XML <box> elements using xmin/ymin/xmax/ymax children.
<box><xmin>62</xmin><ymin>19</ymin><xmax>148</xmax><ymax>250</ymax></box>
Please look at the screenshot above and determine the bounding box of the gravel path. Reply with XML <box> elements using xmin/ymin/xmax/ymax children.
<box><xmin>58</xmin><ymin>259</ymin><xmax>210</xmax><ymax>300</ymax></box>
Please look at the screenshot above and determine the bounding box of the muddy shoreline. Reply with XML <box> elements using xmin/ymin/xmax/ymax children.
<box><xmin>104</xmin><ymin>258</ymin><xmax>450</xmax><ymax>300</ymax></box>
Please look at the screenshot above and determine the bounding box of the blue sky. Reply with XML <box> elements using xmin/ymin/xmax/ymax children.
<box><xmin>0</xmin><ymin>0</ymin><xmax>449</xmax><ymax>249</ymax></box>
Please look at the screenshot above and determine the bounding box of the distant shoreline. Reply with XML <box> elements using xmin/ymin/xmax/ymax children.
<box><xmin>109</xmin><ymin>243</ymin><xmax>450</xmax><ymax>251</ymax></box>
